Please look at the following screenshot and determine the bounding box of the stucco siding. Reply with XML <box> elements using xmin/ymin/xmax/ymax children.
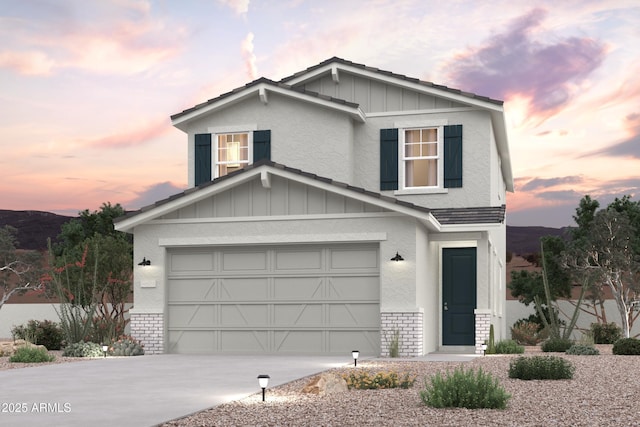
<box><xmin>184</xmin><ymin>92</ymin><xmax>355</xmax><ymax>186</ymax></box>
<box><xmin>352</xmin><ymin>109</ymin><xmax>494</xmax><ymax>209</ymax></box>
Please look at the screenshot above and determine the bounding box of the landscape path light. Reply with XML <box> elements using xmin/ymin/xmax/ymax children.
<box><xmin>352</xmin><ymin>350</ymin><xmax>360</xmax><ymax>367</ymax></box>
<box><xmin>481</xmin><ymin>343</ymin><xmax>488</xmax><ymax>356</ymax></box>
<box><xmin>102</xmin><ymin>344</ymin><xmax>108</xmax><ymax>358</ymax></box>
<box><xmin>257</xmin><ymin>374</ymin><xmax>270</xmax><ymax>402</ymax></box>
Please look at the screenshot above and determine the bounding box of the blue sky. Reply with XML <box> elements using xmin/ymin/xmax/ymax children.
<box><xmin>1</xmin><ymin>0</ymin><xmax>639</xmax><ymax>227</ymax></box>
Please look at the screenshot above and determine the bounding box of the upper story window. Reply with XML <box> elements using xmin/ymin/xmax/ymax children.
<box><xmin>379</xmin><ymin>124</ymin><xmax>462</xmax><ymax>192</ymax></box>
<box><xmin>194</xmin><ymin>129</ymin><xmax>270</xmax><ymax>186</ymax></box>
<box><xmin>402</xmin><ymin>127</ymin><xmax>440</xmax><ymax>188</ymax></box>
<box><xmin>216</xmin><ymin>132</ymin><xmax>250</xmax><ymax>177</ymax></box>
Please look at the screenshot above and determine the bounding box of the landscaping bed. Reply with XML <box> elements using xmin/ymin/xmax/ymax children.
<box><xmin>162</xmin><ymin>348</ymin><xmax>638</xmax><ymax>427</ymax></box>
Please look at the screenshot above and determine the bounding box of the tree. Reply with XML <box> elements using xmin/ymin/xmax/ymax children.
<box><xmin>50</xmin><ymin>203</ymin><xmax>133</xmax><ymax>342</ymax></box>
<box><xmin>0</xmin><ymin>226</ymin><xmax>44</xmax><ymax>310</ymax></box>
<box><xmin>565</xmin><ymin>208</ymin><xmax>640</xmax><ymax>338</ymax></box>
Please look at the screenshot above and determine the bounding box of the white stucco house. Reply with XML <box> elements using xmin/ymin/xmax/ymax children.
<box><xmin>114</xmin><ymin>57</ymin><xmax>514</xmax><ymax>356</ymax></box>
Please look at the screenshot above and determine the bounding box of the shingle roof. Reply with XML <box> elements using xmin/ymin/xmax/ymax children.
<box><xmin>279</xmin><ymin>56</ymin><xmax>504</xmax><ymax>107</ymax></box>
<box><xmin>430</xmin><ymin>205</ymin><xmax>506</xmax><ymax>225</ymax></box>
<box><xmin>170</xmin><ymin>77</ymin><xmax>360</xmax><ymax>122</ymax></box>
<box><xmin>115</xmin><ymin>160</ymin><xmax>505</xmax><ymax>226</ymax></box>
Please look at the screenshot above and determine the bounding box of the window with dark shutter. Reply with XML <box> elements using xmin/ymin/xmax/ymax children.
<box><xmin>253</xmin><ymin>130</ymin><xmax>271</xmax><ymax>162</ymax></box>
<box><xmin>380</xmin><ymin>128</ymin><xmax>398</xmax><ymax>190</ymax></box>
<box><xmin>443</xmin><ymin>125</ymin><xmax>463</xmax><ymax>188</ymax></box>
<box><xmin>194</xmin><ymin>133</ymin><xmax>212</xmax><ymax>186</ymax></box>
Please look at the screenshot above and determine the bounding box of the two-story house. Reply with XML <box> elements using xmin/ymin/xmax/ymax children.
<box><xmin>115</xmin><ymin>57</ymin><xmax>514</xmax><ymax>356</ymax></box>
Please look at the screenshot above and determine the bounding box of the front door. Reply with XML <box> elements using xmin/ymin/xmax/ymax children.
<box><xmin>442</xmin><ymin>247</ymin><xmax>476</xmax><ymax>346</ymax></box>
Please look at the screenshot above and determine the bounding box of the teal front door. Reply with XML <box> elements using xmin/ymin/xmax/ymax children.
<box><xmin>442</xmin><ymin>247</ymin><xmax>476</xmax><ymax>346</ymax></box>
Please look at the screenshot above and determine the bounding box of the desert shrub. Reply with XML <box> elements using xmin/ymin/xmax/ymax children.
<box><xmin>511</xmin><ymin>321</ymin><xmax>550</xmax><ymax>345</ymax></box>
<box><xmin>566</xmin><ymin>344</ymin><xmax>599</xmax><ymax>355</ymax></box>
<box><xmin>612</xmin><ymin>338</ymin><xmax>640</xmax><ymax>355</ymax></box>
<box><xmin>590</xmin><ymin>322</ymin><xmax>622</xmax><ymax>344</ymax></box>
<box><xmin>11</xmin><ymin>320</ymin><xmax>64</xmax><ymax>350</ymax></box>
<box><xmin>9</xmin><ymin>346</ymin><xmax>55</xmax><ymax>363</ymax></box>
<box><xmin>342</xmin><ymin>370</ymin><xmax>415</xmax><ymax>390</ymax></box>
<box><xmin>420</xmin><ymin>366</ymin><xmax>510</xmax><ymax>409</ymax></box>
<box><xmin>494</xmin><ymin>339</ymin><xmax>525</xmax><ymax>354</ymax></box>
<box><xmin>62</xmin><ymin>341</ymin><xmax>103</xmax><ymax>358</ymax></box>
<box><xmin>508</xmin><ymin>356</ymin><xmax>575</xmax><ymax>380</ymax></box>
<box><xmin>541</xmin><ymin>337</ymin><xmax>574</xmax><ymax>353</ymax></box>
<box><xmin>109</xmin><ymin>335</ymin><xmax>144</xmax><ymax>356</ymax></box>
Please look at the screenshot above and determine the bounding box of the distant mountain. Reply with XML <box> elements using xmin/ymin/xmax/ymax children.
<box><xmin>506</xmin><ymin>225</ymin><xmax>571</xmax><ymax>255</ymax></box>
<box><xmin>0</xmin><ymin>210</ymin><xmax>74</xmax><ymax>250</ymax></box>
<box><xmin>1</xmin><ymin>209</ymin><xmax>566</xmax><ymax>254</ymax></box>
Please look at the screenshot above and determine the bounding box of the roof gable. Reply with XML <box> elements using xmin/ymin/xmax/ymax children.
<box><xmin>171</xmin><ymin>77</ymin><xmax>365</xmax><ymax>130</ymax></box>
<box><xmin>115</xmin><ymin>160</ymin><xmax>505</xmax><ymax>232</ymax></box>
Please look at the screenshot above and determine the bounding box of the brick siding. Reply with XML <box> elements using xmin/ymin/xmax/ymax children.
<box><xmin>380</xmin><ymin>312</ymin><xmax>423</xmax><ymax>357</ymax></box>
<box><xmin>130</xmin><ymin>312</ymin><xmax>164</xmax><ymax>355</ymax></box>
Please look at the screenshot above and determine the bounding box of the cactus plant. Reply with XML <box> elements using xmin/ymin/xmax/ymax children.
<box><xmin>109</xmin><ymin>335</ymin><xmax>144</xmax><ymax>356</ymax></box>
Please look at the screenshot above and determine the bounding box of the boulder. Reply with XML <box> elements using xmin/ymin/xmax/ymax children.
<box><xmin>301</xmin><ymin>372</ymin><xmax>348</xmax><ymax>396</ymax></box>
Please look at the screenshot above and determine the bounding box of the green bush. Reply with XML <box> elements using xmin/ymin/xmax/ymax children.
<box><xmin>590</xmin><ymin>322</ymin><xmax>622</xmax><ymax>344</ymax></box>
<box><xmin>342</xmin><ymin>370</ymin><xmax>415</xmax><ymax>389</ymax></box>
<box><xmin>494</xmin><ymin>339</ymin><xmax>525</xmax><ymax>354</ymax></box>
<box><xmin>10</xmin><ymin>347</ymin><xmax>55</xmax><ymax>363</ymax></box>
<box><xmin>612</xmin><ymin>338</ymin><xmax>640</xmax><ymax>355</ymax></box>
<box><xmin>62</xmin><ymin>341</ymin><xmax>104</xmax><ymax>358</ymax></box>
<box><xmin>11</xmin><ymin>320</ymin><xmax>64</xmax><ymax>350</ymax></box>
<box><xmin>541</xmin><ymin>337</ymin><xmax>574</xmax><ymax>352</ymax></box>
<box><xmin>566</xmin><ymin>344</ymin><xmax>599</xmax><ymax>355</ymax></box>
<box><xmin>420</xmin><ymin>366</ymin><xmax>510</xmax><ymax>409</ymax></box>
<box><xmin>508</xmin><ymin>356</ymin><xmax>575</xmax><ymax>380</ymax></box>
<box><xmin>511</xmin><ymin>321</ymin><xmax>549</xmax><ymax>345</ymax></box>
<box><xmin>109</xmin><ymin>335</ymin><xmax>144</xmax><ymax>356</ymax></box>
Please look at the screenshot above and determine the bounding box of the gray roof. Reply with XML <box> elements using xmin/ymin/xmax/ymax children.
<box><xmin>115</xmin><ymin>160</ymin><xmax>505</xmax><ymax>226</ymax></box>
<box><xmin>280</xmin><ymin>56</ymin><xmax>504</xmax><ymax>107</ymax></box>
<box><xmin>170</xmin><ymin>77</ymin><xmax>360</xmax><ymax>122</ymax></box>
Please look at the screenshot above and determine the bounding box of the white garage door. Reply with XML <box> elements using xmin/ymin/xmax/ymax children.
<box><xmin>167</xmin><ymin>244</ymin><xmax>380</xmax><ymax>354</ymax></box>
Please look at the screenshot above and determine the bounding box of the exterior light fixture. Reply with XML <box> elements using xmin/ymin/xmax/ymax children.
<box><xmin>481</xmin><ymin>343</ymin><xmax>488</xmax><ymax>356</ymax></box>
<box><xmin>352</xmin><ymin>350</ymin><xmax>360</xmax><ymax>367</ymax></box>
<box><xmin>257</xmin><ymin>374</ymin><xmax>270</xmax><ymax>401</ymax></box>
<box><xmin>390</xmin><ymin>252</ymin><xmax>404</xmax><ymax>262</ymax></box>
<box><xmin>102</xmin><ymin>344</ymin><xmax>108</xmax><ymax>358</ymax></box>
<box><xmin>138</xmin><ymin>257</ymin><xmax>151</xmax><ymax>266</ymax></box>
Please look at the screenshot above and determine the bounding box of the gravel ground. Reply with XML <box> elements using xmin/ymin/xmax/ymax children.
<box><xmin>162</xmin><ymin>346</ymin><xmax>640</xmax><ymax>427</ymax></box>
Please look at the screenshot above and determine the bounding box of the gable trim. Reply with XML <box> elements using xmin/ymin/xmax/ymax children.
<box><xmin>171</xmin><ymin>81</ymin><xmax>366</xmax><ymax>129</ymax></box>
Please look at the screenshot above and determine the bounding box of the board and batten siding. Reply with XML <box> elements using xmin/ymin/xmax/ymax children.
<box><xmin>159</xmin><ymin>175</ymin><xmax>386</xmax><ymax>220</ymax></box>
<box><xmin>300</xmin><ymin>72</ymin><xmax>467</xmax><ymax>113</ymax></box>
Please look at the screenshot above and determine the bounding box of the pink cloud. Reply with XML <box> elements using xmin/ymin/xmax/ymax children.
<box><xmin>0</xmin><ymin>50</ymin><xmax>55</xmax><ymax>75</ymax></box>
<box><xmin>241</xmin><ymin>32</ymin><xmax>258</xmax><ymax>80</ymax></box>
<box><xmin>0</xmin><ymin>2</ymin><xmax>184</xmax><ymax>76</ymax></box>
<box><xmin>443</xmin><ymin>8</ymin><xmax>607</xmax><ymax>124</ymax></box>
<box><xmin>84</xmin><ymin>118</ymin><xmax>172</xmax><ymax>149</ymax></box>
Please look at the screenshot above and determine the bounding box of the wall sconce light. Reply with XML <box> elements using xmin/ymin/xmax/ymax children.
<box><xmin>138</xmin><ymin>257</ymin><xmax>151</xmax><ymax>266</ymax></box>
<box><xmin>102</xmin><ymin>344</ymin><xmax>108</xmax><ymax>358</ymax></box>
<box><xmin>390</xmin><ymin>252</ymin><xmax>404</xmax><ymax>262</ymax></box>
<box><xmin>257</xmin><ymin>374</ymin><xmax>270</xmax><ymax>401</ymax></box>
<box><xmin>352</xmin><ymin>350</ymin><xmax>360</xmax><ymax>367</ymax></box>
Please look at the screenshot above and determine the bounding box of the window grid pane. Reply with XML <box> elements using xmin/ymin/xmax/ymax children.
<box><xmin>403</xmin><ymin>127</ymin><xmax>438</xmax><ymax>187</ymax></box>
<box><xmin>216</xmin><ymin>132</ymin><xmax>250</xmax><ymax>177</ymax></box>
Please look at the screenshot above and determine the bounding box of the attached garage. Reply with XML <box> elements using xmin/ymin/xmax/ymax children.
<box><xmin>166</xmin><ymin>244</ymin><xmax>380</xmax><ymax>354</ymax></box>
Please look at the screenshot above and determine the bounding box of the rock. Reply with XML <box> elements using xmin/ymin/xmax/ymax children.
<box><xmin>301</xmin><ymin>372</ymin><xmax>348</xmax><ymax>396</ymax></box>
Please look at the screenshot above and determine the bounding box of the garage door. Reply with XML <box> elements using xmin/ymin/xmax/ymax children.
<box><xmin>167</xmin><ymin>244</ymin><xmax>380</xmax><ymax>354</ymax></box>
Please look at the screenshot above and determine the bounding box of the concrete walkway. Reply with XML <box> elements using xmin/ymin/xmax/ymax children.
<box><xmin>0</xmin><ymin>353</ymin><xmax>476</xmax><ymax>427</ymax></box>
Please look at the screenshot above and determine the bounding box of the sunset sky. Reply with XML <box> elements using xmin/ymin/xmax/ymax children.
<box><xmin>1</xmin><ymin>0</ymin><xmax>639</xmax><ymax>228</ymax></box>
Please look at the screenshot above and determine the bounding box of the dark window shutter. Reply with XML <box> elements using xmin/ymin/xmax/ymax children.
<box><xmin>380</xmin><ymin>128</ymin><xmax>399</xmax><ymax>191</ymax></box>
<box><xmin>194</xmin><ymin>133</ymin><xmax>212</xmax><ymax>186</ymax></box>
<box><xmin>253</xmin><ymin>130</ymin><xmax>271</xmax><ymax>162</ymax></box>
<box><xmin>444</xmin><ymin>125</ymin><xmax>463</xmax><ymax>188</ymax></box>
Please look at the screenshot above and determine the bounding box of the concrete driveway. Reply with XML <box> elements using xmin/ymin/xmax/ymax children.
<box><xmin>0</xmin><ymin>354</ymin><xmax>350</xmax><ymax>427</ymax></box>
